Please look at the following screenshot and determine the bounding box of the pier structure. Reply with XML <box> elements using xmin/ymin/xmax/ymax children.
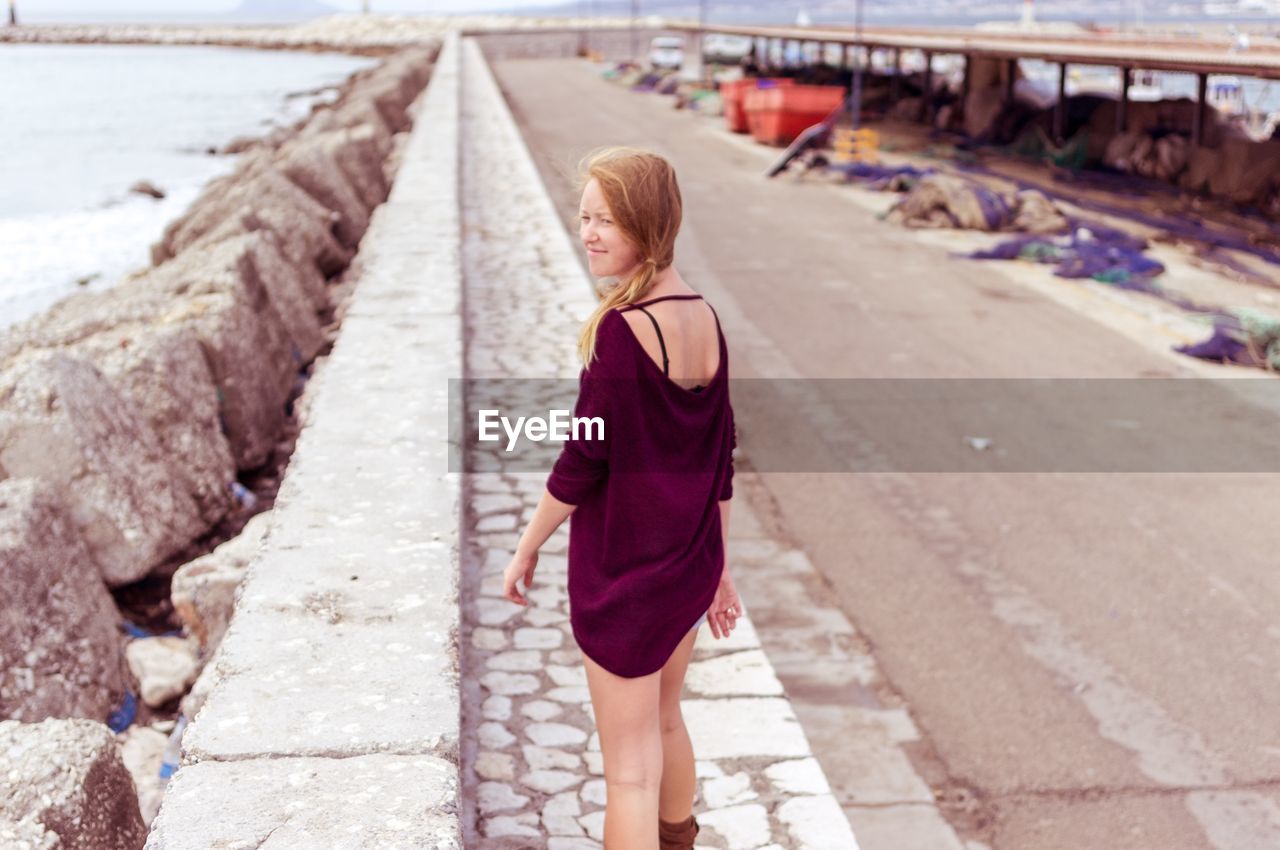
<box><xmin>666</xmin><ymin>21</ymin><xmax>1280</xmax><ymax>146</ymax></box>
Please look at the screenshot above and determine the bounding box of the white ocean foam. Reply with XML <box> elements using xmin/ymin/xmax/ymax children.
<box><xmin>0</xmin><ymin>43</ymin><xmax>378</xmax><ymax>333</ymax></box>
<box><xmin>0</xmin><ymin>172</ymin><xmax>232</xmax><ymax>330</ymax></box>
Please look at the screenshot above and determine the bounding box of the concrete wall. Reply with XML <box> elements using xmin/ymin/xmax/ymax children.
<box><xmin>474</xmin><ymin>26</ymin><xmax>686</xmax><ymax>62</ymax></box>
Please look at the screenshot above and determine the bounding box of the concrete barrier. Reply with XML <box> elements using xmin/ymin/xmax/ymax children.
<box><xmin>144</xmin><ymin>31</ymin><xmax>465</xmax><ymax>849</ymax></box>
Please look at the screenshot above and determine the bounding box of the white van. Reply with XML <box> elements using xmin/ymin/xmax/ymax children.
<box><xmin>648</xmin><ymin>36</ymin><xmax>684</xmax><ymax>70</ymax></box>
<box><xmin>702</xmin><ymin>33</ymin><xmax>753</xmax><ymax>64</ymax></box>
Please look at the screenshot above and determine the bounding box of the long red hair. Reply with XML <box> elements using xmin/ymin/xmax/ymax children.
<box><xmin>573</xmin><ymin>146</ymin><xmax>683</xmax><ymax>368</ymax></box>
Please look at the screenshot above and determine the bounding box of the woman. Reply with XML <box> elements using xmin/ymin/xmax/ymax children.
<box><xmin>503</xmin><ymin>146</ymin><xmax>742</xmax><ymax>850</ymax></box>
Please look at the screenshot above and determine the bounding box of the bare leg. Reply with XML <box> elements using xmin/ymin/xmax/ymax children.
<box><xmin>657</xmin><ymin>626</ymin><xmax>700</xmax><ymax>822</ymax></box>
<box><xmin>582</xmin><ymin>648</ymin><xmax>663</xmax><ymax>849</ymax></box>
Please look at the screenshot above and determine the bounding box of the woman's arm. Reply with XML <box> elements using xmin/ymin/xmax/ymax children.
<box><xmin>719</xmin><ymin>497</ymin><xmax>731</xmax><ymax>573</ymax></box>
<box><xmin>505</xmin><ymin>487</ymin><xmax>576</xmax><ymax>606</ymax></box>
<box><xmin>516</xmin><ymin>487</ymin><xmax>576</xmax><ymax>557</ymax></box>
<box><xmin>709</xmin><ymin>495</ymin><xmax>742</xmax><ymax>638</ymax></box>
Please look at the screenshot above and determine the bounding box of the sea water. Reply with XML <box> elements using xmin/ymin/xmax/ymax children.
<box><xmin>0</xmin><ymin>43</ymin><xmax>378</xmax><ymax>331</ymax></box>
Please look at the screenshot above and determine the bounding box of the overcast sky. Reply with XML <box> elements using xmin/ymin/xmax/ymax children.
<box><xmin>22</xmin><ymin>0</ymin><xmax>573</xmax><ymax>13</ymax></box>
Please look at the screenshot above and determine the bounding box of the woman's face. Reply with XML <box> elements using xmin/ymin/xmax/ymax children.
<box><xmin>579</xmin><ymin>178</ymin><xmax>641</xmax><ymax>279</ymax></box>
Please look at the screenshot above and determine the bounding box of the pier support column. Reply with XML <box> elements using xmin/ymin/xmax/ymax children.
<box><xmin>1005</xmin><ymin>57</ymin><xmax>1017</xmax><ymax>107</ymax></box>
<box><xmin>890</xmin><ymin>47</ymin><xmax>902</xmax><ymax>101</ymax></box>
<box><xmin>920</xmin><ymin>50</ymin><xmax>933</xmax><ymax>123</ymax></box>
<box><xmin>1117</xmin><ymin>65</ymin><xmax>1131</xmax><ymax>134</ymax></box>
<box><xmin>7</xmin><ymin>0</ymin><xmax>16</xmax><ymax>26</ymax></box>
<box><xmin>629</xmin><ymin>0</ymin><xmax>637</xmax><ymax>60</ymax></box>
<box><xmin>1193</xmin><ymin>72</ymin><xmax>1208</xmax><ymax>147</ymax></box>
<box><xmin>960</xmin><ymin>53</ymin><xmax>971</xmax><ymax>122</ymax></box>
<box><xmin>1054</xmin><ymin>62</ymin><xmax>1067</xmax><ymax>142</ymax></box>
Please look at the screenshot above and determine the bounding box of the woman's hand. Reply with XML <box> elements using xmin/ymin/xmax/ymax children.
<box><xmin>707</xmin><ymin>570</ymin><xmax>743</xmax><ymax>640</ymax></box>
<box><xmin>503</xmin><ymin>548</ymin><xmax>538</xmax><ymax>606</ymax></box>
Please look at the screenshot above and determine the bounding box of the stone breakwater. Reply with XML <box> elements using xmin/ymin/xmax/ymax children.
<box><xmin>145</xmin><ymin>29</ymin><xmax>466</xmax><ymax>850</ymax></box>
<box><xmin>0</xmin><ymin>13</ymin><xmax>652</xmax><ymax>53</ymax></box>
<box><xmin>0</xmin><ymin>37</ymin><xmax>437</xmax><ymax>847</ymax></box>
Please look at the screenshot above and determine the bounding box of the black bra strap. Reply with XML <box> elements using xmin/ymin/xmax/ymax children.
<box><xmin>633</xmin><ymin>306</ymin><xmax>669</xmax><ymax>375</ymax></box>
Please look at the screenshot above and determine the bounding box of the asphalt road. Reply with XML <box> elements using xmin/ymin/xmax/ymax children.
<box><xmin>486</xmin><ymin>55</ymin><xmax>1280</xmax><ymax>850</ymax></box>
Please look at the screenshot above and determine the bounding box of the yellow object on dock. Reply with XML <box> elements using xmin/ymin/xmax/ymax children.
<box><xmin>832</xmin><ymin>127</ymin><xmax>880</xmax><ymax>163</ymax></box>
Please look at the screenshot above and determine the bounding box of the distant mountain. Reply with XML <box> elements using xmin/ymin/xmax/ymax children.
<box><xmin>227</xmin><ymin>0</ymin><xmax>340</xmax><ymax>21</ymax></box>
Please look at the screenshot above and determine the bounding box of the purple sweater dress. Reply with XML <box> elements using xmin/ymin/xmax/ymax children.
<box><xmin>545</xmin><ymin>294</ymin><xmax>736</xmax><ymax>678</ymax></box>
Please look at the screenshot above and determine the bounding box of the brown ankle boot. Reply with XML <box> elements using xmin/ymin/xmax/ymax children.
<box><xmin>658</xmin><ymin>813</ymin><xmax>699</xmax><ymax>850</ymax></box>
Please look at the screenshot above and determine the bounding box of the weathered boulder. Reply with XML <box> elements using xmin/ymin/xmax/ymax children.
<box><xmin>274</xmin><ymin>132</ymin><xmax>373</xmax><ymax>249</ymax></box>
<box><xmin>148</xmin><ymin>48</ymin><xmax>433</xmax><ymax>278</ymax></box>
<box><xmin>129</xmin><ymin>180</ymin><xmax>165</xmax><ymax>200</ymax></box>
<box><xmin>379</xmin><ymin>46</ymin><xmax>434</xmax><ymax>94</ymax></box>
<box><xmin>0</xmin><ymin>297</ymin><xmax>234</xmax><ymax>539</ymax></box>
<box><xmin>0</xmin><ymin>718</ymin><xmax>147</xmax><ymax>850</ymax></box>
<box><xmin>140</xmin><ymin>239</ymin><xmax>302</xmax><ymax>471</ymax></box>
<box><xmin>320</xmin><ymin>124</ymin><xmax>392</xmax><ymax>212</ymax></box>
<box><xmin>151</xmin><ymin>152</ymin><xmax>351</xmax><ymax>277</ymax></box>
<box><xmin>339</xmin><ymin>61</ymin><xmax>426</xmax><ymax>142</ymax></box>
<box><xmin>0</xmin><ymin>478</ymin><xmax>128</xmax><ymax>721</ymax></box>
<box><xmin>356</xmin><ymin>61</ymin><xmax>427</xmax><ymax>134</ymax></box>
<box><xmin>71</xmin><ymin>327</ymin><xmax>236</xmax><ymax>529</ymax></box>
<box><xmin>201</xmin><ymin>230</ymin><xmax>328</xmax><ymax>359</ymax></box>
<box><xmin>171</xmin><ymin>510</ymin><xmax>273</xmax><ymax>653</ymax></box>
<box><xmin>0</xmin><ymin>354</ymin><xmax>206</xmax><ymax>587</ymax></box>
<box><xmin>125</xmin><ymin>637</ymin><xmax>201</xmax><ymax>709</ymax></box>
<box><xmin>0</xmin><ymin>231</ymin><xmax>319</xmax><ymax>493</ymax></box>
<box><xmin>116</xmin><ymin>724</ymin><xmax>169</xmax><ymax>826</ymax></box>
<box><xmin>2</xmin><ymin>233</ymin><xmax>311</xmax><ymax>479</ymax></box>
<box><xmin>0</xmin><ymin>816</ymin><xmax>56</xmax><ymax>848</ymax></box>
<box><xmin>307</xmin><ymin>93</ymin><xmax>396</xmax><ymax>160</ymax></box>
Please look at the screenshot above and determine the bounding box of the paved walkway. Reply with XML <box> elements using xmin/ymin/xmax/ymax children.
<box><xmin>481</xmin><ymin>53</ymin><xmax>1280</xmax><ymax>850</ymax></box>
<box><xmin>455</xmin><ymin>37</ymin><xmax>862</xmax><ymax>850</ymax></box>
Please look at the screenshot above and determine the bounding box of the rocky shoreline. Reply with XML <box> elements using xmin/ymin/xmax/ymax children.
<box><xmin>0</xmin><ymin>37</ymin><xmax>439</xmax><ymax>846</ymax></box>
<box><xmin>0</xmin><ymin>13</ymin><xmax>644</xmax><ymax>53</ymax></box>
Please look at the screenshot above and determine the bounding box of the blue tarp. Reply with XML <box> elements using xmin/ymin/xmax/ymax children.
<box><xmin>1176</xmin><ymin>310</ymin><xmax>1280</xmax><ymax>370</ymax></box>
<box><xmin>969</xmin><ymin>221</ymin><xmax>1170</xmax><ymax>289</ymax></box>
<box><xmin>107</xmin><ymin>690</ymin><xmax>138</xmax><ymax>734</ymax></box>
<box><xmin>829</xmin><ymin>162</ymin><xmax>936</xmax><ymax>191</ymax></box>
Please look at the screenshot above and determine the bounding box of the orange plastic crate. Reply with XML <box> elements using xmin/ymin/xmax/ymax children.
<box><xmin>742</xmin><ymin>84</ymin><xmax>847</xmax><ymax>145</ymax></box>
<box><xmin>721</xmin><ymin>77</ymin><xmax>794</xmax><ymax>134</ymax></box>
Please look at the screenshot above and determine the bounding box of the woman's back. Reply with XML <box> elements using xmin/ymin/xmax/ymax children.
<box><xmin>616</xmin><ymin>293</ymin><xmax>721</xmax><ymax>393</ymax></box>
<box><xmin>546</xmin><ymin>293</ymin><xmax>735</xmax><ymax>678</ymax></box>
